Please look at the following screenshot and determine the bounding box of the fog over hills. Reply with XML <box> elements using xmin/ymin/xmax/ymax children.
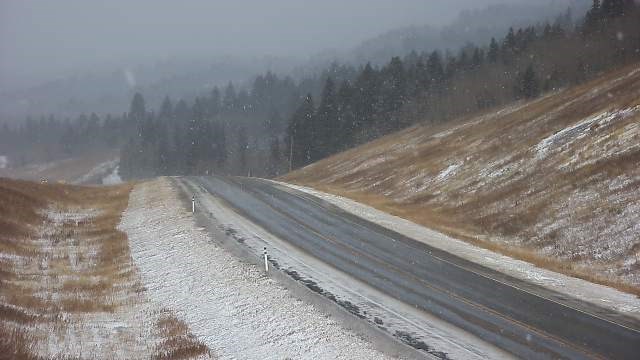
<box><xmin>0</xmin><ymin>0</ymin><xmax>587</xmax><ymax>121</ymax></box>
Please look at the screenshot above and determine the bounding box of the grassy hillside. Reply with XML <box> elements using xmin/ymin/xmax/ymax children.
<box><xmin>284</xmin><ymin>64</ymin><xmax>640</xmax><ymax>292</ymax></box>
<box><xmin>0</xmin><ymin>152</ymin><xmax>118</xmax><ymax>185</ymax></box>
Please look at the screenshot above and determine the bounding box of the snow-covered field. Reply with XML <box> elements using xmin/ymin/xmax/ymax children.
<box><xmin>277</xmin><ymin>182</ymin><xmax>640</xmax><ymax>318</ymax></box>
<box><xmin>120</xmin><ymin>178</ymin><xmax>393</xmax><ymax>360</ymax></box>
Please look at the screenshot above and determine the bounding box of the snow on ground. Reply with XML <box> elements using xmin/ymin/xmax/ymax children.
<box><xmin>24</xmin><ymin>160</ymin><xmax>60</xmax><ymax>173</ymax></box>
<box><xmin>120</xmin><ymin>178</ymin><xmax>392</xmax><ymax>360</ymax></box>
<box><xmin>277</xmin><ymin>182</ymin><xmax>640</xmax><ymax>317</ymax></box>
<box><xmin>73</xmin><ymin>159</ymin><xmax>118</xmax><ymax>184</ymax></box>
<box><xmin>436</xmin><ymin>163</ymin><xmax>462</xmax><ymax>181</ymax></box>
<box><xmin>4</xmin><ymin>207</ymin><xmax>156</xmax><ymax>359</ymax></box>
<box><xmin>176</xmin><ymin>178</ymin><xmax>511</xmax><ymax>360</ymax></box>
<box><xmin>1</xmin><ymin>185</ymin><xmax>213</xmax><ymax>359</ymax></box>
<box><xmin>0</xmin><ymin>155</ymin><xmax>7</xmax><ymax>169</ymax></box>
<box><xmin>102</xmin><ymin>165</ymin><xmax>122</xmax><ymax>185</ymax></box>
<box><xmin>535</xmin><ymin>106</ymin><xmax>639</xmax><ymax>159</ymax></box>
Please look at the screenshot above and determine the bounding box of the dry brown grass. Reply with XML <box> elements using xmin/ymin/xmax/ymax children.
<box><xmin>0</xmin><ymin>177</ymin><xmax>214</xmax><ymax>358</ymax></box>
<box><xmin>0</xmin><ymin>325</ymin><xmax>38</xmax><ymax>360</ymax></box>
<box><xmin>0</xmin><ymin>177</ymin><xmax>133</xmax><ymax>356</ymax></box>
<box><xmin>153</xmin><ymin>310</ymin><xmax>211</xmax><ymax>360</ymax></box>
<box><xmin>284</xmin><ymin>63</ymin><xmax>640</xmax><ymax>295</ymax></box>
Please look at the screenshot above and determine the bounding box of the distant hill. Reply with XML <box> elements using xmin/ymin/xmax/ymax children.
<box><xmin>302</xmin><ymin>0</ymin><xmax>590</xmax><ymax>70</ymax></box>
<box><xmin>0</xmin><ymin>0</ymin><xmax>589</xmax><ymax>123</ymax></box>
<box><xmin>0</xmin><ymin>55</ymin><xmax>299</xmax><ymax>123</ymax></box>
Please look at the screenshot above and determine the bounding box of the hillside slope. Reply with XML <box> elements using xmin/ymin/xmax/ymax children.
<box><xmin>0</xmin><ymin>152</ymin><xmax>119</xmax><ymax>185</ymax></box>
<box><xmin>284</xmin><ymin>64</ymin><xmax>640</xmax><ymax>290</ymax></box>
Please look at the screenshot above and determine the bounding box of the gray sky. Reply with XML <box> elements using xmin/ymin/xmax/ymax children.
<box><xmin>0</xmin><ymin>0</ymin><xmax>522</xmax><ymax>89</ymax></box>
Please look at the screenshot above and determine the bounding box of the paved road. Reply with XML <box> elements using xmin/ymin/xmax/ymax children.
<box><xmin>185</xmin><ymin>176</ymin><xmax>640</xmax><ymax>360</ymax></box>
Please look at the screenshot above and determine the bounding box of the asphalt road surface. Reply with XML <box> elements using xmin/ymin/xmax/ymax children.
<box><xmin>184</xmin><ymin>175</ymin><xmax>640</xmax><ymax>360</ymax></box>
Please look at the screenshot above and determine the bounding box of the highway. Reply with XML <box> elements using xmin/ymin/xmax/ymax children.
<box><xmin>181</xmin><ymin>175</ymin><xmax>640</xmax><ymax>359</ymax></box>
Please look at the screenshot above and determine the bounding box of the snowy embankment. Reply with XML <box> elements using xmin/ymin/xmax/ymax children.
<box><xmin>102</xmin><ymin>165</ymin><xmax>122</xmax><ymax>185</ymax></box>
<box><xmin>72</xmin><ymin>159</ymin><xmax>119</xmax><ymax>184</ymax></box>
<box><xmin>120</xmin><ymin>178</ymin><xmax>389</xmax><ymax>360</ymax></box>
<box><xmin>277</xmin><ymin>182</ymin><xmax>640</xmax><ymax>318</ymax></box>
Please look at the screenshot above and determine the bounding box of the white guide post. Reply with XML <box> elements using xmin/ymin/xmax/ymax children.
<box><xmin>263</xmin><ymin>247</ymin><xmax>269</xmax><ymax>272</ymax></box>
<box><xmin>192</xmin><ymin>195</ymin><xmax>195</xmax><ymax>213</ymax></box>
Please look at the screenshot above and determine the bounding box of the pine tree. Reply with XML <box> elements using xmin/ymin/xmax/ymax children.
<box><xmin>209</xmin><ymin>87</ymin><xmax>221</xmax><ymax>116</ymax></box>
<box><xmin>353</xmin><ymin>63</ymin><xmax>379</xmax><ymax>133</ymax></box>
<box><xmin>313</xmin><ymin>78</ymin><xmax>338</xmax><ymax>160</ymax></box>
<box><xmin>543</xmin><ymin>23</ymin><xmax>553</xmax><ymax>39</ymax></box>
<box><xmin>584</xmin><ymin>0</ymin><xmax>602</xmax><ymax>33</ymax></box>
<box><xmin>264</xmin><ymin>108</ymin><xmax>283</xmax><ymax>136</ymax></box>
<box><xmin>336</xmin><ymin>81</ymin><xmax>356</xmax><ymax>151</ymax></box>
<box><xmin>444</xmin><ymin>53</ymin><xmax>458</xmax><ymax>82</ymax></box>
<box><xmin>384</xmin><ymin>57</ymin><xmax>406</xmax><ymax>113</ymax></box>
<box><xmin>213</xmin><ymin>122</ymin><xmax>227</xmax><ymax>170</ymax></box>
<box><xmin>286</xmin><ymin>94</ymin><xmax>315</xmax><ymax>169</ymax></box>
<box><xmin>156</xmin><ymin>122</ymin><xmax>170</xmax><ymax>175</ymax></box>
<box><xmin>174</xmin><ymin>99</ymin><xmax>190</xmax><ymax>122</ymax></box>
<box><xmin>129</xmin><ymin>93</ymin><xmax>146</xmax><ymax>122</ymax></box>
<box><xmin>381</xmin><ymin>57</ymin><xmax>406</xmax><ymax>132</ymax></box>
<box><xmin>269</xmin><ymin>137</ymin><xmax>281</xmax><ymax>176</ymax></box>
<box><xmin>223</xmin><ymin>82</ymin><xmax>237</xmax><ymax>111</ymax></box>
<box><xmin>518</xmin><ymin>64</ymin><xmax>541</xmax><ymax>99</ymax></box>
<box><xmin>411</xmin><ymin>58</ymin><xmax>429</xmax><ymax>95</ymax></box>
<box><xmin>502</xmin><ymin>27</ymin><xmax>517</xmax><ymax>63</ymax></box>
<box><xmin>159</xmin><ymin>96</ymin><xmax>173</xmax><ymax>120</ymax></box>
<box><xmin>471</xmin><ymin>48</ymin><xmax>484</xmax><ymax>69</ymax></box>
<box><xmin>488</xmin><ymin>38</ymin><xmax>499</xmax><ymax>64</ymax></box>
<box><xmin>129</xmin><ymin>93</ymin><xmax>147</xmax><ymax>155</ymax></box>
<box><xmin>237</xmin><ymin>126</ymin><xmax>249</xmax><ymax>174</ymax></box>
<box><xmin>601</xmin><ymin>0</ymin><xmax>626</xmax><ymax>19</ymax></box>
<box><xmin>426</xmin><ymin>51</ymin><xmax>445</xmax><ymax>87</ymax></box>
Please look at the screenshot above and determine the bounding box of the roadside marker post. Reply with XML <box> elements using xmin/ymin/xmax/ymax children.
<box><xmin>263</xmin><ymin>247</ymin><xmax>269</xmax><ymax>272</ymax></box>
<box><xmin>192</xmin><ymin>196</ymin><xmax>195</xmax><ymax>213</ymax></box>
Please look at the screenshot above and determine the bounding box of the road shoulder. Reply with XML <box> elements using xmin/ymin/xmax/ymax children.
<box><xmin>122</xmin><ymin>177</ymin><xmax>395</xmax><ymax>360</ymax></box>
<box><xmin>273</xmin><ymin>180</ymin><xmax>640</xmax><ymax>322</ymax></box>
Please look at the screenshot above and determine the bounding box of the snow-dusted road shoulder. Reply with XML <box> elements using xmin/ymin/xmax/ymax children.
<box><xmin>275</xmin><ymin>181</ymin><xmax>640</xmax><ymax>319</ymax></box>
<box><xmin>120</xmin><ymin>178</ymin><xmax>390</xmax><ymax>360</ymax></box>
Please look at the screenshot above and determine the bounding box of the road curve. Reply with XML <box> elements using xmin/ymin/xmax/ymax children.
<box><xmin>185</xmin><ymin>175</ymin><xmax>640</xmax><ymax>360</ymax></box>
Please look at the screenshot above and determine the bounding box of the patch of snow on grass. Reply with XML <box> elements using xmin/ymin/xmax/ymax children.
<box><xmin>25</xmin><ymin>161</ymin><xmax>59</xmax><ymax>173</ymax></box>
<box><xmin>478</xmin><ymin>157</ymin><xmax>515</xmax><ymax>180</ymax></box>
<box><xmin>73</xmin><ymin>159</ymin><xmax>118</xmax><ymax>184</ymax></box>
<box><xmin>102</xmin><ymin>165</ymin><xmax>122</xmax><ymax>185</ymax></box>
<box><xmin>535</xmin><ymin>106</ymin><xmax>639</xmax><ymax>159</ymax></box>
<box><xmin>6</xmin><ymin>207</ymin><xmax>159</xmax><ymax>359</ymax></box>
<box><xmin>436</xmin><ymin>163</ymin><xmax>461</xmax><ymax>181</ymax></box>
<box><xmin>350</xmin><ymin>155</ymin><xmax>388</xmax><ymax>173</ymax></box>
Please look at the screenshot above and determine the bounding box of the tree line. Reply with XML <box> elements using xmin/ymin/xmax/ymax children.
<box><xmin>2</xmin><ymin>0</ymin><xmax>638</xmax><ymax>178</ymax></box>
<box><xmin>284</xmin><ymin>0</ymin><xmax>640</xmax><ymax>168</ymax></box>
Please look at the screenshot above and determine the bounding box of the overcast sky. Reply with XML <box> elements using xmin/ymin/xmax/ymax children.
<box><xmin>0</xmin><ymin>0</ymin><xmax>524</xmax><ymax>89</ymax></box>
